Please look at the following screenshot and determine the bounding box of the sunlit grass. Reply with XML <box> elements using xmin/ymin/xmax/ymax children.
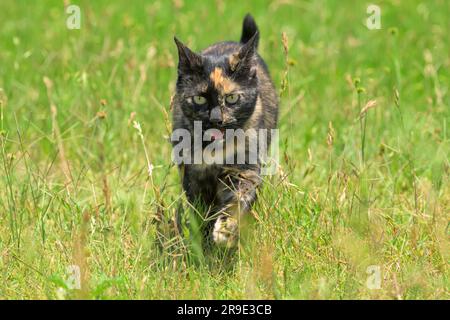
<box><xmin>0</xmin><ymin>0</ymin><xmax>448</xmax><ymax>299</ymax></box>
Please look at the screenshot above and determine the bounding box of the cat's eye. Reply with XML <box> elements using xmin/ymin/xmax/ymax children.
<box><xmin>192</xmin><ymin>95</ymin><xmax>207</xmax><ymax>105</ymax></box>
<box><xmin>225</xmin><ymin>93</ymin><xmax>240</xmax><ymax>104</ymax></box>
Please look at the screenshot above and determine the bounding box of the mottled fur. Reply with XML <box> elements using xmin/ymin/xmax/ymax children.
<box><xmin>172</xmin><ymin>14</ymin><xmax>278</xmax><ymax>247</ymax></box>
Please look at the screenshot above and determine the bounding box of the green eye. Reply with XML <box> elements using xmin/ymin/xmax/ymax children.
<box><xmin>225</xmin><ymin>93</ymin><xmax>239</xmax><ymax>104</ymax></box>
<box><xmin>192</xmin><ymin>95</ymin><xmax>207</xmax><ymax>105</ymax></box>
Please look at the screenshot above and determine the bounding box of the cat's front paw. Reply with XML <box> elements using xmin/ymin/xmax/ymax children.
<box><xmin>212</xmin><ymin>215</ymin><xmax>238</xmax><ymax>248</ymax></box>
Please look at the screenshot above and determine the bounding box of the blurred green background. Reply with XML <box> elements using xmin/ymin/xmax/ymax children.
<box><xmin>0</xmin><ymin>0</ymin><xmax>448</xmax><ymax>299</ymax></box>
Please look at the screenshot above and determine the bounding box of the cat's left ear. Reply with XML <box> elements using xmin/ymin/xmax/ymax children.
<box><xmin>229</xmin><ymin>32</ymin><xmax>258</xmax><ymax>78</ymax></box>
<box><xmin>174</xmin><ymin>37</ymin><xmax>202</xmax><ymax>73</ymax></box>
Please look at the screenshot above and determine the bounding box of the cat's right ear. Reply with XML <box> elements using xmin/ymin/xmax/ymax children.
<box><xmin>174</xmin><ymin>37</ymin><xmax>202</xmax><ymax>73</ymax></box>
<box><xmin>229</xmin><ymin>32</ymin><xmax>258</xmax><ymax>78</ymax></box>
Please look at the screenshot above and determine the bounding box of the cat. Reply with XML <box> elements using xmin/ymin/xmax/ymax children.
<box><xmin>171</xmin><ymin>14</ymin><xmax>278</xmax><ymax>248</ymax></box>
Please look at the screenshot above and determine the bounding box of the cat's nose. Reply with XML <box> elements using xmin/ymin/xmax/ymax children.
<box><xmin>209</xmin><ymin>106</ymin><xmax>223</xmax><ymax>125</ymax></box>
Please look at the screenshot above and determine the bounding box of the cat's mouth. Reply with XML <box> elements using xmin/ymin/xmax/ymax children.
<box><xmin>204</xmin><ymin>127</ymin><xmax>225</xmax><ymax>141</ymax></box>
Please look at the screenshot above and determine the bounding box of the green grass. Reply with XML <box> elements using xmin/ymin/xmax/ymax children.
<box><xmin>0</xmin><ymin>0</ymin><xmax>448</xmax><ymax>299</ymax></box>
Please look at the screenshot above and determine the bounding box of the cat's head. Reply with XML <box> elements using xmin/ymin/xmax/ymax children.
<box><xmin>173</xmin><ymin>34</ymin><xmax>259</xmax><ymax>132</ymax></box>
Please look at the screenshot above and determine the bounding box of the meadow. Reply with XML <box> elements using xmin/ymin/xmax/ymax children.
<box><xmin>0</xmin><ymin>0</ymin><xmax>448</xmax><ymax>299</ymax></box>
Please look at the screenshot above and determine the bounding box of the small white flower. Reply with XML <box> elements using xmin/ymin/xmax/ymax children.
<box><xmin>148</xmin><ymin>163</ymin><xmax>154</xmax><ymax>177</ymax></box>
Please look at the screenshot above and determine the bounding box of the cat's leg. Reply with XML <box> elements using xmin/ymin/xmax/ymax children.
<box><xmin>182</xmin><ymin>164</ymin><xmax>220</xmax><ymax>244</ymax></box>
<box><xmin>212</xmin><ymin>168</ymin><xmax>261</xmax><ymax>247</ymax></box>
<box><xmin>182</xmin><ymin>164</ymin><xmax>217</xmax><ymax>205</ymax></box>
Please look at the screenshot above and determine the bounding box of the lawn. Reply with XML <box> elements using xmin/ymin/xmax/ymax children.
<box><xmin>0</xmin><ymin>0</ymin><xmax>448</xmax><ymax>299</ymax></box>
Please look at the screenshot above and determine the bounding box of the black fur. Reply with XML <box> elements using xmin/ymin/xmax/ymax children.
<box><xmin>240</xmin><ymin>14</ymin><xmax>259</xmax><ymax>48</ymax></box>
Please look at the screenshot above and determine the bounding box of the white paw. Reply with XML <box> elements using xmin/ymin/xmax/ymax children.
<box><xmin>212</xmin><ymin>215</ymin><xmax>238</xmax><ymax>248</ymax></box>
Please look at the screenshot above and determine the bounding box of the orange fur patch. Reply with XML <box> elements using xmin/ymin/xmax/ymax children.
<box><xmin>228</xmin><ymin>53</ymin><xmax>240</xmax><ymax>72</ymax></box>
<box><xmin>210</xmin><ymin>67</ymin><xmax>237</xmax><ymax>94</ymax></box>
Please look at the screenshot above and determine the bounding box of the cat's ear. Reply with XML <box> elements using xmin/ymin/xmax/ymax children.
<box><xmin>238</xmin><ymin>31</ymin><xmax>258</xmax><ymax>60</ymax></box>
<box><xmin>230</xmin><ymin>32</ymin><xmax>258</xmax><ymax>78</ymax></box>
<box><xmin>174</xmin><ymin>37</ymin><xmax>202</xmax><ymax>73</ymax></box>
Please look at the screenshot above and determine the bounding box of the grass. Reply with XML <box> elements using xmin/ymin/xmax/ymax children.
<box><xmin>0</xmin><ymin>0</ymin><xmax>448</xmax><ymax>299</ymax></box>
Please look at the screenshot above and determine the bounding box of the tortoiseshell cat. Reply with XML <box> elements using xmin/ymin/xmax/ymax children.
<box><xmin>172</xmin><ymin>14</ymin><xmax>278</xmax><ymax>247</ymax></box>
